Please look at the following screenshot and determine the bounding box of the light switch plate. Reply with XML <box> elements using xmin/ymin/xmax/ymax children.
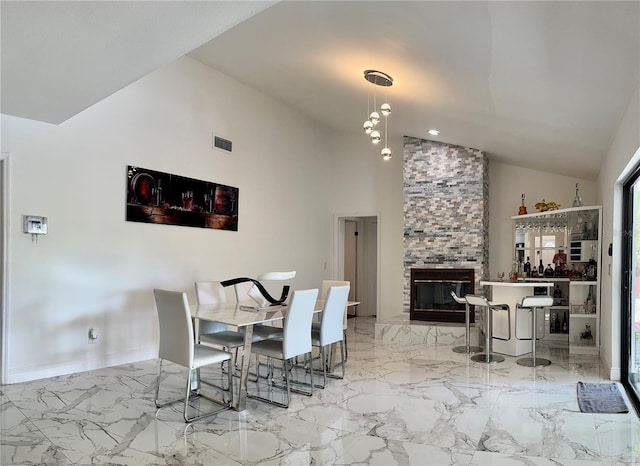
<box><xmin>23</xmin><ymin>215</ymin><xmax>47</xmax><ymax>235</ymax></box>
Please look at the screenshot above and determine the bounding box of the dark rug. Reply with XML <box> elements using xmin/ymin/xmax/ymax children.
<box><xmin>577</xmin><ymin>382</ymin><xmax>629</xmax><ymax>413</ymax></box>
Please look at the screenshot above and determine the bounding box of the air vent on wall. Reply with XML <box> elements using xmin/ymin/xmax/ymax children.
<box><xmin>213</xmin><ymin>135</ymin><xmax>232</xmax><ymax>153</ymax></box>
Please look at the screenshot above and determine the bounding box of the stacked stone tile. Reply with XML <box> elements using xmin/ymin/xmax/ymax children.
<box><xmin>403</xmin><ymin>136</ymin><xmax>489</xmax><ymax>313</ymax></box>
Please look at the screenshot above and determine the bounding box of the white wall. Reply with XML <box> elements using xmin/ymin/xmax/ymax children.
<box><xmin>489</xmin><ymin>162</ymin><xmax>597</xmax><ymax>279</ymax></box>
<box><xmin>597</xmin><ymin>85</ymin><xmax>640</xmax><ymax>380</ymax></box>
<box><xmin>1</xmin><ymin>56</ymin><xmax>334</xmax><ymax>383</ymax></box>
<box><xmin>3</xmin><ymin>53</ymin><xmax>635</xmax><ymax>383</ymax></box>
<box><xmin>329</xmin><ymin>133</ymin><xmax>404</xmax><ymax>321</ymax></box>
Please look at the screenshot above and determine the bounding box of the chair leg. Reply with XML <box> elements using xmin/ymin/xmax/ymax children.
<box><xmin>283</xmin><ymin>358</ymin><xmax>291</xmax><ymax>407</ymax></box>
<box><xmin>343</xmin><ymin>330</ymin><xmax>348</xmax><ymax>360</ymax></box>
<box><xmin>154</xmin><ymin>359</ymin><xmax>163</xmax><ymax>407</ymax></box>
<box><xmin>326</xmin><ymin>340</ymin><xmax>346</xmax><ymax>381</ymax></box>
<box><xmin>155</xmin><ymin>359</ymin><xmax>189</xmax><ymax>410</ymax></box>
<box><xmin>320</xmin><ymin>347</ymin><xmax>328</xmax><ymax>388</ymax></box>
<box><xmin>184</xmin><ymin>368</ymin><xmax>194</xmax><ymax>422</ymax></box>
<box><xmin>226</xmin><ymin>358</ymin><xmax>234</xmax><ymax>403</ymax></box>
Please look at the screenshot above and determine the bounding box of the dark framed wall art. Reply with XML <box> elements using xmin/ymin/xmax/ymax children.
<box><xmin>126</xmin><ymin>165</ymin><xmax>239</xmax><ymax>231</ymax></box>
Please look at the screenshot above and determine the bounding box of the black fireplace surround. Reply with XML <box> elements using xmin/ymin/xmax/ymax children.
<box><xmin>410</xmin><ymin>268</ymin><xmax>475</xmax><ymax>323</ymax></box>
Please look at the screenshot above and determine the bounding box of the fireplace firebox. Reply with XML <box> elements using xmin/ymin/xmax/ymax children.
<box><xmin>410</xmin><ymin>268</ymin><xmax>475</xmax><ymax>323</ymax></box>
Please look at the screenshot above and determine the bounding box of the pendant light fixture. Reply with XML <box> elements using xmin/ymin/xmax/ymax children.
<box><xmin>362</xmin><ymin>70</ymin><xmax>393</xmax><ymax>160</ymax></box>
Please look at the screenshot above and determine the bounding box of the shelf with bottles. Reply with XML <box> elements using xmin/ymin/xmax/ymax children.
<box><xmin>569</xmin><ymin>281</ymin><xmax>599</xmax><ymax>354</ymax></box>
<box><xmin>548</xmin><ymin>307</ymin><xmax>569</xmax><ymax>336</ymax></box>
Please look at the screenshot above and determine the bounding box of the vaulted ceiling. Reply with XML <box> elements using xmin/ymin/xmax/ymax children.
<box><xmin>2</xmin><ymin>1</ymin><xmax>639</xmax><ymax>180</ymax></box>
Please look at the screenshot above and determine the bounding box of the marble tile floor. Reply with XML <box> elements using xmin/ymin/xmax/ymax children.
<box><xmin>1</xmin><ymin>316</ymin><xmax>639</xmax><ymax>465</ymax></box>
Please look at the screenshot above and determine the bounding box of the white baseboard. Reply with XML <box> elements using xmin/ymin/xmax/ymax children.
<box><xmin>5</xmin><ymin>347</ymin><xmax>157</xmax><ymax>384</ymax></box>
<box><xmin>609</xmin><ymin>367</ymin><xmax>622</xmax><ymax>381</ymax></box>
<box><xmin>600</xmin><ymin>351</ymin><xmax>621</xmax><ymax>381</ymax></box>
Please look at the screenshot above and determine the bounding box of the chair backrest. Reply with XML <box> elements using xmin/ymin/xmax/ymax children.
<box><xmin>320</xmin><ymin>285</ymin><xmax>350</xmax><ymax>346</ymax></box>
<box><xmin>233</xmin><ymin>281</ymin><xmax>255</xmax><ymax>304</ymax></box>
<box><xmin>321</xmin><ymin>280</ymin><xmax>350</xmax><ymax>300</ymax></box>
<box><xmin>464</xmin><ymin>294</ymin><xmax>490</xmax><ymax>307</ymax></box>
<box><xmin>195</xmin><ymin>281</ymin><xmax>226</xmax><ymax>304</ymax></box>
<box><xmin>194</xmin><ymin>281</ymin><xmax>227</xmax><ymax>334</ymax></box>
<box><xmin>153</xmin><ymin>289</ymin><xmax>194</xmax><ymax>368</ymax></box>
<box><xmin>450</xmin><ymin>290</ymin><xmax>465</xmax><ymax>305</ymax></box>
<box><xmin>520</xmin><ymin>295</ymin><xmax>554</xmax><ymax>308</ymax></box>
<box><xmin>321</xmin><ymin>280</ymin><xmax>350</xmax><ymax>329</ymax></box>
<box><xmin>257</xmin><ymin>271</ymin><xmax>297</xmax><ymax>281</ymax></box>
<box><xmin>282</xmin><ymin>288</ymin><xmax>319</xmax><ymax>360</ymax></box>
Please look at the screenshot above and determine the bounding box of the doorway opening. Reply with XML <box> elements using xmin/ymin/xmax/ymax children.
<box><xmin>335</xmin><ymin>215</ymin><xmax>378</xmax><ymax>318</ymax></box>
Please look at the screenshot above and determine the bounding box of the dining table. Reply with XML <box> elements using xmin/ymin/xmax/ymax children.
<box><xmin>190</xmin><ymin>301</ymin><xmax>319</xmax><ymax>411</ymax></box>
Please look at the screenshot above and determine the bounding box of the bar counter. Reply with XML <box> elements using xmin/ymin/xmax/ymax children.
<box><xmin>479</xmin><ymin>280</ymin><xmax>554</xmax><ymax>356</ymax></box>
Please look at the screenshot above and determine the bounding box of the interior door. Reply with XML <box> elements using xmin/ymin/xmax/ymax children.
<box><xmin>339</xmin><ymin>216</ymin><xmax>378</xmax><ymax>317</ymax></box>
<box><xmin>343</xmin><ymin>220</ymin><xmax>357</xmax><ymax>304</ymax></box>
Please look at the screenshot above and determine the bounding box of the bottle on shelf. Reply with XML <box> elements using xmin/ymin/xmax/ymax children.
<box><xmin>587</xmin><ymin>256</ymin><xmax>597</xmax><ymax>280</ymax></box>
<box><xmin>524</xmin><ymin>256</ymin><xmax>531</xmax><ymax>277</ymax></box>
<box><xmin>550</xmin><ymin>312</ymin><xmax>557</xmax><ymax>334</ymax></box>
<box><xmin>554</xmin><ymin>260</ymin><xmax>562</xmax><ymax>277</ymax></box>
<box><xmin>561</xmin><ymin>313</ymin><xmax>568</xmax><ymax>333</ymax></box>
<box><xmin>586</xmin><ymin>285</ymin><xmax>594</xmax><ymax>313</ymax></box>
<box><xmin>518</xmin><ymin>193</ymin><xmax>528</xmax><ymax>215</ymax></box>
<box><xmin>544</xmin><ymin>263</ymin><xmax>555</xmax><ymax>277</ymax></box>
<box><xmin>572</xmin><ymin>183</ymin><xmax>583</xmax><ymax>207</ymax></box>
<box><xmin>553</xmin><ymin>284</ymin><xmax>562</xmax><ymax>299</ymax></box>
<box><xmin>570</xmin><ymin>263</ymin><xmax>581</xmax><ymax>280</ymax></box>
<box><xmin>538</xmin><ymin>259</ymin><xmax>544</xmax><ymax>276</ymax></box>
<box><xmin>555</xmin><ymin>313</ymin><xmax>561</xmax><ymax>333</ymax></box>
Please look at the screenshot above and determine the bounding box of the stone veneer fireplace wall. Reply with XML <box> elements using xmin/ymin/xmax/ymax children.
<box><xmin>403</xmin><ymin>136</ymin><xmax>489</xmax><ymax>317</ymax></box>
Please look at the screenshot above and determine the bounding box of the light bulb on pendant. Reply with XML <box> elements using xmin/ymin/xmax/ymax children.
<box><xmin>381</xmin><ymin>147</ymin><xmax>392</xmax><ymax>160</ymax></box>
<box><xmin>380</xmin><ymin>103</ymin><xmax>391</xmax><ymax>116</ymax></box>
<box><xmin>363</xmin><ymin>120</ymin><xmax>373</xmax><ymax>135</ymax></box>
<box><xmin>369</xmin><ymin>111</ymin><xmax>380</xmax><ymax>126</ymax></box>
<box><xmin>370</xmin><ymin>130</ymin><xmax>381</xmax><ymax>144</ymax></box>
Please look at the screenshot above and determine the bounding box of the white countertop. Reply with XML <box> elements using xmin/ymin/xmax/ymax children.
<box><xmin>480</xmin><ymin>280</ymin><xmax>554</xmax><ymax>287</ymax></box>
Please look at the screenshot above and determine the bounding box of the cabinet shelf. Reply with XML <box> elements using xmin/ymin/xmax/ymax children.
<box><xmin>512</xmin><ymin>205</ymin><xmax>602</xmax><ymax>357</ymax></box>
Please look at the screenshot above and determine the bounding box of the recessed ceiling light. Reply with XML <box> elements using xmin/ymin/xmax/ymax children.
<box><xmin>428</xmin><ymin>129</ymin><xmax>440</xmax><ymax>136</ymax></box>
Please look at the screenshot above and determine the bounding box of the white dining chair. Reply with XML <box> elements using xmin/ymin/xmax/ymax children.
<box><xmin>248</xmin><ymin>288</ymin><xmax>318</xmax><ymax>408</ymax></box>
<box><xmin>316</xmin><ymin>280</ymin><xmax>351</xmax><ymax>357</ymax></box>
<box><xmin>153</xmin><ymin>288</ymin><xmax>233</xmax><ymax>422</ymax></box>
<box><xmin>194</xmin><ymin>281</ymin><xmax>245</xmax><ymax>366</ymax></box>
<box><xmin>311</xmin><ymin>285</ymin><xmax>350</xmax><ymax>387</ymax></box>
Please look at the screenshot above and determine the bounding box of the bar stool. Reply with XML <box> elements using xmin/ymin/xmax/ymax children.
<box><xmin>516</xmin><ymin>296</ymin><xmax>554</xmax><ymax>367</ymax></box>
<box><xmin>450</xmin><ymin>291</ymin><xmax>483</xmax><ymax>354</ymax></box>
<box><xmin>465</xmin><ymin>295</ymin><xmax>511</xmax><ymax>363</ymax></box>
